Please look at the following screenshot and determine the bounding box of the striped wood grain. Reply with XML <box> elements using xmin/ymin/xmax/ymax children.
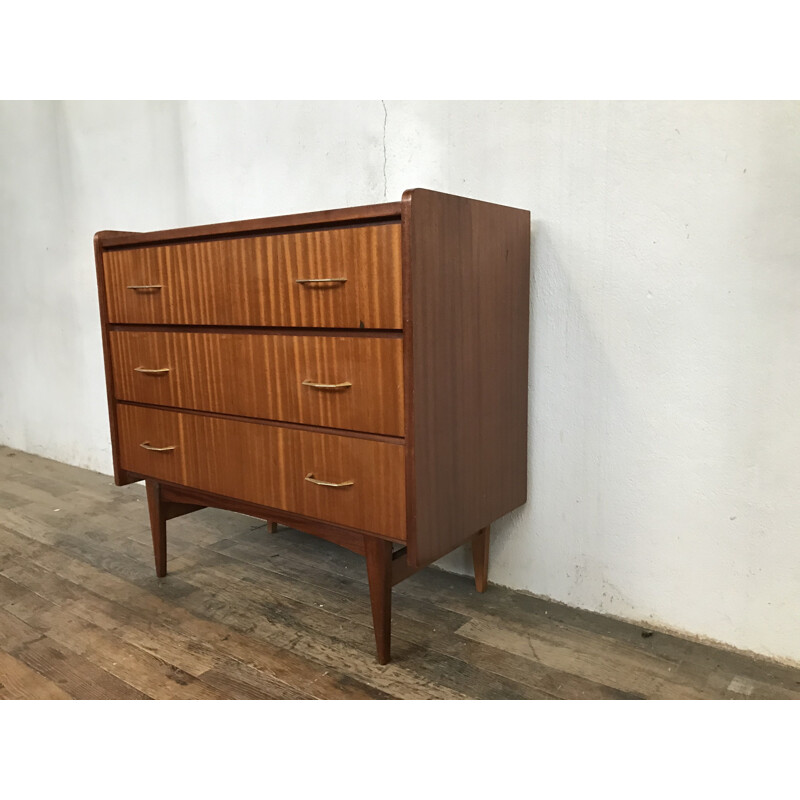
<box><xmin>109</xmin><ymin>330</ymin><xmax>404</xmax><ymax>437</ymax></box>
<box><xmin>103</xmin><ymin>224</ymin><xmax>402</xmax><ymax>329</ymax></box>
<box><xmin>116</xmin><ymin>405</ymin><xmax>406</xmax><ymax>540</ymax></box>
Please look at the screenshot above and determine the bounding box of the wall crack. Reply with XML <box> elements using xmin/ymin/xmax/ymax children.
<box><xmin>381</xmin><ymin>100</ymin><xmax>388</xmax><ymax>200</ymax></box>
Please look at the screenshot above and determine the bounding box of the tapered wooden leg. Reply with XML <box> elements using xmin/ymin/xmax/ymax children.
<box><xmin>266</xmin><ymin>521</ymin><xmax>279</xmax><ymax>534</ymax></box>
<box><xmin>145</xmin><ymin>480</ymin><xmax>167</xmax><ymax>578</ymax></box>
<box><xmin>364</xmin><ymin>537</ymin><xmax>393</xmax><ymax>665</ymax></box>
<box><xmin>472</xmin><ymin>526</ymin><xmax>490</xmax><ymax>593</ymax></box>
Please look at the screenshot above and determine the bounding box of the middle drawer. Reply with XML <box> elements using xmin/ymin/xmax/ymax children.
<box><xmin>110</xmin><ymin>330</ymin><xmax>404</xmax><ymax>437</ymax></box>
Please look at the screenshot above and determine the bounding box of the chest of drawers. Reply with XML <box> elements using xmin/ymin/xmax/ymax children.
<box><xmin>94</xmin><ymin>188</ymin><xmax>530</xmax><ymax>664</ymax></box>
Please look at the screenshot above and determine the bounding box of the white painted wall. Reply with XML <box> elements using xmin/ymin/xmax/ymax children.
<box><xmin>2</xmin><ymin>101</ymin><xmax>798</xmax><ymax>664</ymax></box>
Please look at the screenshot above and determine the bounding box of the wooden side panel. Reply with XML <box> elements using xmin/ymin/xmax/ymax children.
<box><xmin>94</xmin><ymin>234</ymin><xmax>137</xmax><ymax>486</ymax></box>
<box><xmin>109</xmin><ymin>330</ymin><xmax>404</xmax><ymax>436</ymax></box>
<box><xmin>104</xmin><ymin>224</ymin><xmax>402</xmax><ymax>329</ymax></box>
<box><xmin>404</xmin><ymin>189</ymin><xmax>530</xmax><ymax>566</ymax></box>
<box><xmin>116</xmin><ymin>404</ymin><xmax>406</xmax><ymax>540</ymax></box>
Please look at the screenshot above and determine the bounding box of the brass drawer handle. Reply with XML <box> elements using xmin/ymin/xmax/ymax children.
<box><xmin>139</xmin><ymin>441</ymin><xmax>176</xmax><ymax>452</ymax></box>
<box><xmin>304</xmin><ymin>472</ymin><xmax>354</xmax><ymax>488</ymax></box>
<box><xmin>134</xmin><ymin>367</ymin><xmax>170</xmax><ymax>376</ymax></box>
<box><xmin>302</xmin><ymin>379</ymin><xmax>352</xmax><ymax>390</ymax></box>
<box><xmin>127</xmin><ymin>284</ymin><xmax>163</xmax><ymax>292</ymax></box>
<box><xmin>295</xmin><ymin>277</ymin><xmax>347</xmax><ymax>285</ymax></box>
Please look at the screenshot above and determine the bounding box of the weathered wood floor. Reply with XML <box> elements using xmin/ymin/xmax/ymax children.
<box><xmin>1</xmin><ymin>445</ymin><xmax>799</xmax><ymax>700</ymax></box>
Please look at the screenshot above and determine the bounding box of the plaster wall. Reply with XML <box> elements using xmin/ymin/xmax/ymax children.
<box><xmin>1</xmin><ymin>100</ymin><xmax>797</xmax><ymax>663</ymax></box>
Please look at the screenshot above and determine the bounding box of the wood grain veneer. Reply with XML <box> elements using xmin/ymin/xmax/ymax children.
<box><xmin>402</xmin><ymin>189</ymin><xmax>530</xmax><ymax>567</ymax></box>
<box><xmin>109</xmin><ymin>329</ymin><xmax>404</xmax><ymax>436</ymax></box>
<box><xmin>103</xmin><ymin>224</ymin><xmax>402</xmax><ymax>329</ymax></box>
<box><xmin>116</xmin><ymin>403</ymin><xmax>406</xmax><ymax>541</ymax></box>
<box><xmin>94</xmin><ymin>189</ymin><xmax>530</xmax><ymax>664</ymax></box>
<box><xmin>94</xmin><ymin>232</ymin><xmax>124</xmax><ymax>486</ymax></box>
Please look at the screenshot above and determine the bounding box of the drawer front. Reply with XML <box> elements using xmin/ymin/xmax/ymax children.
<box><xmin>117</xmin><ymin>404</ymin><xmax>406</xmax><ymax>540</ymax></box>
<box><xmin>103</xmin><ymin>224</ymin><xmax>402</xmax><ymax>329</ymax></box>
<box><xmin>110</xmin><ymin>330</ymin><xmax>404</xmax><ymax>436</ymax></box>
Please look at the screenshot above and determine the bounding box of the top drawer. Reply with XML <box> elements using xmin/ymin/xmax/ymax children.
<box><xmin>103</xmin><ymin>223</ymin><xmax>402</xmax><ymax>329</ymax></box>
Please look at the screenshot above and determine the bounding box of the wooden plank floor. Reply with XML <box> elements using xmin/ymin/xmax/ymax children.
<box><xmin>1</xmin><ymin>445</ymin><xmax>799</xmax><ymax>700</ymax></box>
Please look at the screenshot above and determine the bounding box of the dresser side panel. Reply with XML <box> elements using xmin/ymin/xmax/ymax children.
<box><xmin>94</xmin><ymin>234</ymin><xmax>136</xmax><ymax>486</ymax></box>
<box><xmin>406</xmin><ymin>189</ymin><xmax>530</xmax><ymax>566</ymax></box>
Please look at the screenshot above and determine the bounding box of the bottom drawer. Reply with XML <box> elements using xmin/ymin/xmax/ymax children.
<box><xmin>116</xmin><ymin>404</ymin><xmax>406</xmax><ymax>540</ymax></box>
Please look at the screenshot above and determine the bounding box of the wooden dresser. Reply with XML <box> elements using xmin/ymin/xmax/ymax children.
<box><xmin>94</xmin><ymin>189</ymin><xmax>530</xmax><ymax>664</ymax></box>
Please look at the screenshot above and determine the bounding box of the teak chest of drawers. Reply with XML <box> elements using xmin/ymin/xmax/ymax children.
<box><xmin>94</xmin><ymin>189</ymin><xmax>530</xmax><ymax>664</ymax></box>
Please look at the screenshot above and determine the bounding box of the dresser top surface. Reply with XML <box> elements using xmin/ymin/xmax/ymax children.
<box><xmin>94</xmin><ymin>199</ymin><xmax>403</xmax><ymax>250</ymax></box>
<box><xmin>94</xmin><ymin>189</ymin><xmax>530</xmax><ymax>251</ymax></box>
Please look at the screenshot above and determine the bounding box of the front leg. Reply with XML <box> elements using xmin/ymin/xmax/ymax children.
<box><xmin>364</xmin><ymin>537</ymin><xmax>393</xmax><ymax>664</ymax></box>
<box><xmin>144</xmin><ymin>481</ymin><xmax>205</xmax><ymax>577</ymax></box>
<box><xmin>145</xmin><ymin>479</ymin><xmax>167</xmax><ymax>577</ymax></box>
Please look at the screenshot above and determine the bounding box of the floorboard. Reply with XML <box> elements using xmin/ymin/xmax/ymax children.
<box><xmin>2</xmin><ymin>444</ymin><xmax>799</xmax><ymax>700</ymax></box>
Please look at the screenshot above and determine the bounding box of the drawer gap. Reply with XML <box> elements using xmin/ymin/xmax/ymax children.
<box><xmin>108</xmin><ymin>324</ymin><xmax>404</xmax><ymax>338</ymax></box>
<box><xmin>115</xmin><ymin>400</ymin><xmax>406</xmax><ymax>445</ymax></box>
<box><xmin>101</xmin><ymin>213</ymin><xmax>402</xmax><ymax>251</ymax></box>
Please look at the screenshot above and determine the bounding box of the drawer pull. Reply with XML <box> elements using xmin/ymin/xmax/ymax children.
<box><xmin>139</xmin><ymin>441</ymin><xmax>176</xmax><ymax>452</ymax></box>
<box><xmin>295</xmin><ymin>277</ymin><xmax>347</xmax><ymax>285</ymax></box>
<box><xmin>302</xmin><ymin>379</ymin><xmax>352</xmax><ymax>391</ymax></box>
<box><xmin>304</xmin><ymin>472</ymin><xmax>354</xmax><ymax>488</ymax></box>
<box><xmin>127</xmin><ymin>284</ymin><xmax>163</xmax><ymax>292</ymax></box>
<box><xmin>134</xmin><ymin>366</ymin><xmax>171</xmax><ymax>376</ymax></box>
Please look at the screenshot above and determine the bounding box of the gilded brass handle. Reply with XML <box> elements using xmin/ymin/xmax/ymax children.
<box><xmin>304</xmin><ymin>472</ymin><xmax>354</xmax><ymax>488</ymax></box>
<box><xmin>139</xmin><ymin>441</ymin><xmax>176</xmax><ymax>452</ymax></box>
<box><xmin>134</xmin><ymin>367</ymin><xmax>170</xmax><ymax>375</ymax></box>
<box><xmin>127</xmin><ymin>284</ymin><xmax>163</xmax><ymax>291</ymax></box>
<box><xmin>302</xmin><ymin>379</ymin><xmax>352</xmax><ymax>390</ymax></box>
<box><xmin>295</xmin><ymin>277</ymin><xmax>347</xmax><ymax>285</ymax></box>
